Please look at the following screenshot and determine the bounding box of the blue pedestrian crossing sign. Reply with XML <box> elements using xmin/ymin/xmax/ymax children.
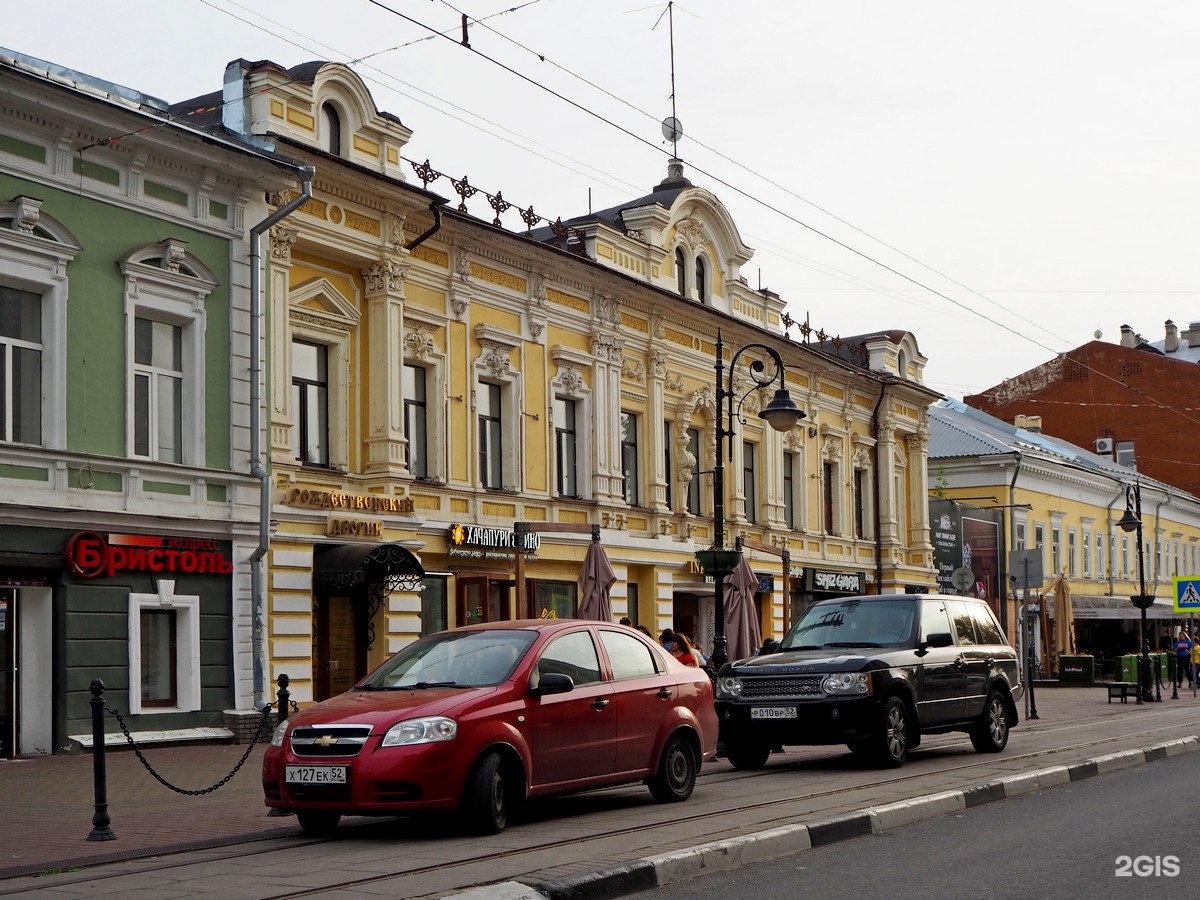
<box><xmin>1173</xmin><ymin>576</ymin><xmax>1200</xmax><ymax>613</ymax></box>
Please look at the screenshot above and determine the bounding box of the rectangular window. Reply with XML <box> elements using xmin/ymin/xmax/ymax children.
<box><xmin>853</xmin><ymin>468</ymin><xmax>867</xmax><ymax>539</ymax></box>
<box><xmin>663</xmin><ymin>421</ymin><xmax>673</xmax><ymax>510</ymax></box>
<box><xmin>533</xmin><ymin>580</ymin><xmax>577</xmax><ymax>619</ymax></box>
<box><xmin>403</xmin><ymin>364</ymin><xmax>428</xmax><ymax>478</ymax></box>
<box><xmin>685</xmin><ymin>427</ymin><xmax>701</xmax><ymax>514</ymax></box>
<box><xmin>1096</xmin><ymin>533</ymin><xmax>1105</xmax><ymax>580</ymax></box>
<box><xmin>291</xmin><ymin>340</ymin><xmax>329</xmax><ymax>466</ymax></box>
<box><xmin>783</xmin><ymin>451</ymin><xmax>796</xmax><ymax>529</ymax></box>
<box><xmin>140</xmin><ymin>609</ymin><xmax>178</xmax><ymax>707</ymax></box>
<box><xmin>1121</xmin><ymin>535</ymin><xmax>1129</xmax><ymax>579</ymax></box>
<box><xmin>621</xmin><ymin>412</ymin><xmax>639</xmax><ymax>506</ymax></box>
<box><xmin>1015</xmin><ymin>522</ymin><xmax>1026</xmax><ymax>552</ymax></box>
<box><xmin>478</xmin><ymin>382</ymin><xmax>503</xmax><ymax>488</ymax></box>
<box><xmin>554</xmin><ymin>396</ymin><xmax>578</xmax><ymax>497</ymax></box>
<box><xmin>1051</xmin><ymin>526</ymin><xmax>1061</xmax><ymax>575</ymax></box>
<box><xmin>0</xmin><ymin>286</ymin><xmax>42</xmax><ymax>445</ymax></box>
<box><xmin>1068</xmin><ymin>529</ymin><xmax>1078</xmax><ymax>577</ymax></box>
<box><xmin>1082</xmin><ymin>530</ymin><xmax>1091</xmax><ymax>577</ymax></box>
<box><xmin>823</xmin><ymin>461</ymin><xmax>835</xmax><ymax>534</ymax></box>
<box><xmin>133</xmin><ymin>317</ymin><xmax>183</xmax><ymax>462</ymax></box>
<box><xmin>742</xmin><ymin>441</ymin><xmax>757</xmax><ymax>523</ymax></box>
<box><xmin>419</xmin><ymin>575</ymin><xmax>448</xmax><ymax>637</ymax></box>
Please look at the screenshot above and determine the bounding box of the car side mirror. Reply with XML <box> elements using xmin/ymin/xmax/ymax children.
<box><xmin>529</xmin><ymin>672</ymin><xmax>574</xmax><ymax>696</ymax></box>
<box><xmin>918</xmin><ymin>632</ymin><xmax>954</xmax><ymax>653</ymax></box>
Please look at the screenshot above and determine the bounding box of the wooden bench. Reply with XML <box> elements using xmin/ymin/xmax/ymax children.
<box><xmin>1103</xmin><ymin>682</ymin><xmax>1137</xmax><ymax>703</ymax></box>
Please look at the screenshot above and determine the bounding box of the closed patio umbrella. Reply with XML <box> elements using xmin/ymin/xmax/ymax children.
<box><xmin>724</xmin><ymin>556</ymin><xmax>762</xmax><ymax>663</ymax></box>
<box><xmin>578</xmin><ymin>540</ymin><xmax>616</xmax><ymax>621</ymax></box>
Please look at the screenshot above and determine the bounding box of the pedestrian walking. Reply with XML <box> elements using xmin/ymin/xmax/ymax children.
<box><xmin>1171</xmin><ymin>628</ymin><xmax>1193</xmax><ymax>689</ymax></box>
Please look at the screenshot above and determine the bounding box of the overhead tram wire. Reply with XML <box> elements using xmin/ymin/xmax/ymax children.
<box><xmin>197</xmin><ymin>0</ymin><xmax>645</xmax><ymax>197</ymax></box>
<box><xmin>192</xmin><ymin>0</ymin><xmax>1200</xmax><ymax>428</ymax></box>
<box><xmin>435</xmin><ymin>0</ymin><xmax>1064</xmax><ymax>347</ymax></box>
<box><xmin>364</xmin><ymin>0</ymin><xmax>1200</xmax><ymax>427</ymax></box>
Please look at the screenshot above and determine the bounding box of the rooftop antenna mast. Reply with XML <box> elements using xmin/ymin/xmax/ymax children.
<box><xmin>654</xmin><ymin>2</ymin><xmax>684</xmax><ymax>158</ymax></box>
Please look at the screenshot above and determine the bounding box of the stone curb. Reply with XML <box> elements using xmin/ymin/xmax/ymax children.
<box><xmin>512</xmin><ymin>735</ymin><xmax>1199</xmax><ymax>900</ymax></box>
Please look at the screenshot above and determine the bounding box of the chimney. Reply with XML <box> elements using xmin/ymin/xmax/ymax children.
<box><xmin>1164</xmin><ymin>320</ymin><xmax>1179</xmax><ymax>353</ymax></box>
<box><xmin>1185</xmin><ymin>321</ymin><xmax>1200</xmax><ymax>349</ymax></box>
<box><xmin>1119</xmin><ymin>324</ymin><xmax>1136</xmax><ymax>348</ymax></box>
<box><xmin>1014</xmin><ymin>414</ymin><xmax>1042</xmax><ymax>433</ymax></box>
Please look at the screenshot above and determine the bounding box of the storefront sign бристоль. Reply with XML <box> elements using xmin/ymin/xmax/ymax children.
<box><xmin>448</xmin><ymin>523</ymin><xmax>540</xmax><ymax>559</ymax></box>
<box><xmin>286</xmin><ymin>487</ymin><xmax>415</xmax><ymax>514</ymax></box>
<box><xmin>66</xmin><ymin>532</ymin><xmax>233</xmax><ymax>578</ymax></box>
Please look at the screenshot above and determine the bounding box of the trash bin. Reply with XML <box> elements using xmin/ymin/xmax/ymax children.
<box><xmin>1058</xmin><ymin>654</ymin><xmax>1094</xmax><ymax>683</ymax></box>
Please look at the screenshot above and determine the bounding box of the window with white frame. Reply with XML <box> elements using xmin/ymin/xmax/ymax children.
<box><xmin>1015</xmin><ymin>521</ymin><xmax>1026</xmax><ymax>551</ymax></box>
<box><xmin>128</xmin><ymin>580</ymin><xmax>200</xmax><ymax>714</ymax></box>
<box><xmin>1121</xmin><ymin>535</ymin><xmax>1130</xmax><ymax>579</ymax></box>
<box><xmin>0</xmin><ymin>286</ymin><xmax>43</xmax><ymax>444</ymax></box>
<box><xmin>621</xmin><ymin>411</ymin><xmax>640</xmax><ymax>506</ymax></box>
<box><xmin>695</xmin><ymin>256</ymin><xmax>708</xmax><ymax>304</ymax></box>
<box><xmin>686</xmin><ymin>426</ymin><xmax>701</xmax><ymax>515</ymax></box>
<box><xmin>321</xmin><ymin>102</ymin><xmax>343</xmax><ymax>156</ymax></box>
<box><xmin>478</xmin><ymin>382</ymin><xmax>504</xmax><ymax>489</ymax></box>
<box><xmin>742</xmin><ymin>440</ymin><xmax>757</xmax><ymax>524</ymax></box>
<box><xmin>1034</xmin><ymin>524</ymin><xmax>1046</xmax><ymax>575</ymax></box>
<box><xmin>555</xmin><ymin>395</ymin><xmax>579</xmax><ymax>497</ymax></box>
<box><xmin>403</xmin><ymin>363</ymin><xmax>428</xmax><ymax>478</ymax></box>
<box><xmin>674</xmin><ymin>247</ymin><xmax>687</xmax><ymax>296</ymax></box>
<box><xmin>120</xmin><ymin>239</ymin><xmax>214</xmax><ymax>466</ymax></box>
<box><xmin>783</xmin><ymin>451</ymin><xmax>796</xmax><ymax>529</ymax></box>
<box><xmin>853</xmin><ymin>467</ymin><xmax>868</xmax><ymax>539</ymax></box>
<box><xmin>292</xmin><ymin>340</ymin><xmax>329</xmax><ymax>466</ymax></box>
<box><xmin>1051</xmin><ymin>526</ymin><xmax>1062</xmax><ymax>575</ymax></box>
<box><xmin>1068</xmin><ymin>529</ymin><xmax>1078</xmax><ymax>577</ymax></box>
<box><xmin>0</xmin><ymin>199</ymin><xmax>77</xmax><ymax>450</ymax></box>
<box><xmin>663</xmin><ymin>420</ymin><xmax>673</xmax><ymax>509</ymax></box>
<box><xmin>133</xmin><ymin>317</ymin><xmax>183</xmax><ymax>462</ymax></box>
<box><xmin>549</xmin><ymin>349</ymin><xmax>591</xmax><ymax>500</ymax></box>
<box><xmin>824</xmin><ymin>461</ymin><xmax>836</xmax><ymax>534</ymax></box>
<box><xmin>1082</xmin><ymin>529</ymin><xmax>1091</xmax><ymax>577</ymax></box>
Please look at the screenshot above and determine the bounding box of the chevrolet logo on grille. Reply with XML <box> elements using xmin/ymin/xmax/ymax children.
<box><xmin>314</xmin><ymin>734</ymin><xmax>339</xmax><ymax>747</ymax></box>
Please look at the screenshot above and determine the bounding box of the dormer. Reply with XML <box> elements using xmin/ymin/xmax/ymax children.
<box><xmin>221</xmin><ymin>59</ymin><xmax>413</xmax><ymax>180</ymax></box>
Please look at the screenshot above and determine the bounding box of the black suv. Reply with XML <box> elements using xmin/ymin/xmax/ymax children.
<box><xmin>714</xmin><ymin>594</ymin><xmax>1022</xmax><ymax>768</ymax></box>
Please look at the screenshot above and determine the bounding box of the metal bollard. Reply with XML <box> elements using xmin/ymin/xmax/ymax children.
<box><xmin>277</xmin><ymin>673</ymin><xmax>290</xmax><ymax>722</ymax></box>
<box><xmin>86</xmin><ymin>679</ymin><xmax>116</xmax><ymax>841</ymax></box>
<box><xmin>268</xmin><ymin>673</ymin><xmax>292</xmax><ymax>818</ymax></box>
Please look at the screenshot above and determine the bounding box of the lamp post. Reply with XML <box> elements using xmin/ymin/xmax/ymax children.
<box><xmin>699</xmin><ymin>329</ymin><xmax>804</xmax><ymax>671</ymax></box>
<box><xmin>1116</xmin><ymin>481</ymin><xmax>1157</xmax><ymax>704</ymax></box>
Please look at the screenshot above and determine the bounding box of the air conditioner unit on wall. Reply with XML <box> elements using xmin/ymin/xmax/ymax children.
<box><xmin>1095</xmin><ymin>438</ymin><xmax>1114</xmax><ymax>455</ymax></box>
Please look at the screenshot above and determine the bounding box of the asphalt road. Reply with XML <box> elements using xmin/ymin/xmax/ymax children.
<box><xmin>645</xmin><ymin>751</ymin><xmax>1198</xmax><ymax>900</ymax></box>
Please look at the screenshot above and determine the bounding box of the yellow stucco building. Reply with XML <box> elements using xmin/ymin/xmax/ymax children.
<box><xmin>209</xmin><ymin>60</ymin><xmax>940</xmax><ymax>703</ymax></box>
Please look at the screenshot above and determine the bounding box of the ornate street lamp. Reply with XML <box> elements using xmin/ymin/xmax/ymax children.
<box><xmin>700</xmin><ymin>329</ymin><xmax>804</xmax><ymax>671</ymax></box>
<box><xmin>1117</xmin><ymin>481</ymin><xmax>1157</xmax><ymax>703</ymax></box>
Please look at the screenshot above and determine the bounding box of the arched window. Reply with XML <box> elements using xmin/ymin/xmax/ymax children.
<box><xmin>321</xmin><ymin>102</ymin><xmax>342</xmax><ymax>156</ymax></box>
<box><xmin>695</xmin><ymin>256</ymin><xmax>707</xmax><ymax>304</ymax></box>
<box><xmin>897</xmin><ymin>348</ymin><xmax>909</xmax><ymax>380</ymax></box>
<box><xmin>674</xmin><ymin>247</ymin><xmax>687</xmax><ymax>296</ymax></box>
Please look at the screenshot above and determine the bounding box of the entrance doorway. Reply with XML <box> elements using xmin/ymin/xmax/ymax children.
<box><xmin>456</xmin><ymin>575</ymin><xmax>515</xmax><ymax>626</ymax></box>
<box><xmin>1</xmin><ymin>585</ymin><xmax>52</xmax><ymax>757</ymax></box>
<box><xmin>312</xmin><ymin>592</ymin><xmax>366</xmax><ymax>701</ymax></box>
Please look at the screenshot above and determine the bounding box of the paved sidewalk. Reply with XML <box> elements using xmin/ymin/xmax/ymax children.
<box><xmin>0</xmin><ymin>683</ymin><xmax>1197</xmax><ymax>883</ymax></box>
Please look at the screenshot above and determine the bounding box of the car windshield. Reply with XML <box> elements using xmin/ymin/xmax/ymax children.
<box><xmin>780</xmin><ymin>598</ymin><xmax>916</xmax><ymax>650</ymax></box>
<box><xmin>359</xmin><ymin>629</ymin><xmax>538</xmax><ymax>689</ymax></box>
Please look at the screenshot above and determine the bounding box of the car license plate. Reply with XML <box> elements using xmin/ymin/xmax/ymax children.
<box><xmin>285</xmin><ymin>765</ymin><xmax>347</xmax><ymax>784</ymax></box>
<box><xmin>750</xmin><ymin>707</ymin><xmax>797</xmax><ymax>719</ymax></box>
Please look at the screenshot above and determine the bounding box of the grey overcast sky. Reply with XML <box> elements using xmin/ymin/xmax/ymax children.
<box><xmin>6</xmin><ymin>1</ymin><xmax>1198</xmax><ymax>399</ymax></box>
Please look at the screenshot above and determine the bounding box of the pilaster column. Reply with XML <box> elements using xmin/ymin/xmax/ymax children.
<box><xmin>648</xmin><ymin>349</ymin><xmax>669</xmax><ymax>512</ymax></box>
<box><xmin>363</xmin><ymin>258</ymin><xmax>409</xmax><ymax>474</ymax></box>
<box><xmin>268</xmin><ymin>227</ymin><xmax>297</xmax><ymax>461</ymax></box>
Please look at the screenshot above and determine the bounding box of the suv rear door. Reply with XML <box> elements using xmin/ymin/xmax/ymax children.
<box><xmin>946</xmin><ymin>599</ymin><xmax>989</xmax><ymax>718</ymax></box>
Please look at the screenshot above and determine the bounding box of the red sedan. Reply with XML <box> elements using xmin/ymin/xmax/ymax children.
<box><xmin>263</xmin><ymin>619</ymin><xmax>717</xmax><ymax>835</ymax></box>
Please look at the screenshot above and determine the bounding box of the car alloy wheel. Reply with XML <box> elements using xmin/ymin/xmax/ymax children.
<box><xmin>970</xmin><ymin>690</ymin><xmax>1010</xmax><ymax>753</ymax></box>
<box><xmin>874</xmin><ymin>695</ymin><xmax>909</xmax><ymax>767</ymax></box>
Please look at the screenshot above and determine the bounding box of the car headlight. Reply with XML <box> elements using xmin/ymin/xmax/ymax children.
<box><xmin>822</xmin><ymin>673</ymin><xmax>871</xmax><ymax>696</ymax></box>
<box><xmin>381</xmin><ymin>716</ymin><xmax>458</xmax><ymax>747</ymax></box>
<box><xmin>716</xmin><ymin>676</ymin><xmax>743</xmax><ymax>699</ymax></box>
<box><xmin>270</xmin><ymin>719</ymin><xmax>289</xmax><ymax>748</ymax></box>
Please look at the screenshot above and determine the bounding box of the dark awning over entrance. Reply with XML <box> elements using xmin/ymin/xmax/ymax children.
<box><xmin>314</xmin><ymin>543</ymin><xmax>425</xmax><ymax>594</ymax></box>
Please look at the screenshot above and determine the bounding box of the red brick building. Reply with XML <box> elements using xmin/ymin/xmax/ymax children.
<box><xmin>964</xmin><ymin>341</ymin><xmax>1200</xmax><ymax>498</ymax></box>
